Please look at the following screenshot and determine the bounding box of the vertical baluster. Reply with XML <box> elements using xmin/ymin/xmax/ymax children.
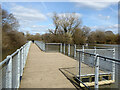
<box><xmin>64</xmin><ymin>43</ymin><xmax>65</xmax><ymax>54</ymax></box>
<box><xmin>60</xmin><ymin>43</ymin><xmax>62</xmax><ymax>53</ymax></box>
<box><xmin>17</xmin><ymin>49</ymin><xmax>20</xmax><ymax>88</ymax></box>
<box><xmin>82</xmin><ymin>45</ymin><xmax>84</xmax><ymax>62</ymax></box>
<box><xmin>68</xmin><ymin>44</ymin><xmax>70</xmax><ymax>56</ymax></box>
<box><xmin>6</xmin><ymin>55</ymin><xmax>12</xmax><ymax>88</ymax></box>
<box><xmin>112</xmin><ymin>47</ymin><xmax>115</xmax><ymax>81</ymax></box>
<box><xmin>74</xmin><ymin>44</ymin><xmax>76</xmax><ymax>58</ymax></box>
<box><xmin>95</xmin><ymin>54</ymin><xmax>99</xmax><ymax>89</ymax></box>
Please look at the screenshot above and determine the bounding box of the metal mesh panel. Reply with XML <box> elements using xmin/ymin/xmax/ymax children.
<box><xmin>45</xmin><ymin>44</ymin><xmax>60</xmax><ymax>52</ymax></box>
<box><xmin>12</xmin><ymin>53</ymin><xmax>18</xmax><ymax>88</ymax></box>
<box><xmin>114</xmin><ymin>62</ymin><xmax>120</xmax><ymax>88</ymax></box>
<box><xmin>96</xmin><ymin>49</ymin><xmax>113</xmax><ymax>58</ymax></box>
<box><xmin>65</xmin><ymin>44</ymin><xmax>68</xmax><ymax>55</ymax></box>
<box><xmin>20</xmin><ymin>49</ymin><xmax>23</xmax><ymax>77</ymax></box>
<box><xmin>35</xmin><ymin>41</ymin><xmax>45</xmax><ymax>51</ymax></box>
<box><xmin>99</xmin><ymin>58</ymin><xmax>113</xmax><ymax>72</ymax></box>
<box><xmin>84</xmin><ymin>53</ymin><xmax>95</xmax><ymax>67</ymax></box>
<box><xmin>0</xmin><ymin>59</ymin><xmax>11</xmax><ymax>88</ymax></box>
<box><xmin>77</xmin><ymin>49</ymin><xmax>114</xmax><ymax>72</ymax></box>
<box><xmin>1</xmin><ymin>63</ymin><xmax>7</xmax><ymax>88</ymax></box>
<box><xmin>0</xmin><ymin>41</ymin><xmax>31</xmax><ymax>89</ymax></box>
<box><xmin>70</xmin><ymin>45</ymin><xmax>74</xmax><ymax>57</ymax></box>
<box><xmin>0</xmin><ymin>66</ymin><xmax>2</xmax><ymax>89</ymax></box>
<box><xmin>76</xmin><ymin>49</ymin><xmax>120</xmax><ymax>88</ymax></box>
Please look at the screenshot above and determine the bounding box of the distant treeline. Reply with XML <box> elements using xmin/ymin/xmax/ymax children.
<box><xmin>27</xmin><ymin>13</ymin><xmax>120</xmax><ymax>44</ymax></box>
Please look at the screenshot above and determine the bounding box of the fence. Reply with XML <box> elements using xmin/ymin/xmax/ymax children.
<box><xmin>45</xmin><ymin>43</ymin><xmax>62</xmax><ymax>53</ymax></box>
<box><xmin>76</xmin><ymin>50</ymin><xmax>120</xmax><ymax>88</ymax></box>
<box><xmin>35</xmin><ymin>41</ymin><xmax>120</xmax><ymax>88</ymax></box>
<box><xmin>0</xmin><ymin>41</ymin><xmax>31</xmax><ymax>89</ymax></box>
<box><xmin>34</xmin><ymin>41</ymin><xmax>45</xmax><ymax>51</ymax></box>
<box><xmin>35</xmin><ymin>41</ymin><xmax>77</xmax><ymax>58</ymax></box>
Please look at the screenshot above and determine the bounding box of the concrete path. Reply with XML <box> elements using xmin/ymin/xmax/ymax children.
<box><xmin>20</xmin><ymin>43</ymin><xmax>77</xmax><ymax>88</ymax></box>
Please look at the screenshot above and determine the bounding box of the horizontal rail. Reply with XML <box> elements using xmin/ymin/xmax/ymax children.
<box><xmin>0</xmin><ymin>43</ymin><xmax>28</xmax><ymax>67</ymax></box>
<box><xmin>0</xmin><ymin>58</ymin><xmax>10</xmax><ymax>67</ymax></box>
<box><xmin>77</xmin><ymin>49</ymin><xmax>114</xmax><ymax>51</ymax></box>
<box><xmin>77</xmin><ymin>72</ymin><xmax>112</xmax><ymax>77</ymax></box>
<box><xmin>45</xmin><ymin>43</ymin><xmax>62</xmax><ymax>45</ymax></box>
<box><xmin>0</xmin><ymin>41</ymin><xmax>31</xmax><ymax>89</ymax></box>
<box><xmin>76</xmin><ymin>49</ymin><xmax>120</xmax><ymax>63</ymax></box>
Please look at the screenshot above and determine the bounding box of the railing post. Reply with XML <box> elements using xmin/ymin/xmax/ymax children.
<box><xmin>112</xmin><ymin>47</ymin><xmax>115</xmax><ymax>81</ymax></box>
<box><xmin>17</xmin><ymin>49</ymin><xmax>20</xmax><ymax>88</ymax></box>
<box><xmin>74</xmin><ymin>44</ymin><xmax>76</xmax><ymax>58</ymax></box>
<box><xmin>26</xmin><ymin>43</ymin><xmax>29</xmax><ymax>56</ymax></box>
<box><xmin>64</xmin><ymin>43</ymin><xmax>65</xmax><ymax>54</ymax></box>
<box><xmin>95</xmin><ymin>54</ymin><xmax>99</xmax><ymax>89</ymax></box>
<box><xmin>82</xmin><ymin>45</ymin><xmax>84</xmax><ymax>62</ymax></box>
<box><xmin>94</xmin><ymin>46</ymin><xmax>96</xmax><ymax>54</ymax></box>
<box><xmin>24</xmin><ymin>44</ymin><xmax>26</xmax><ymax>67</ymax></box>
<box><xmin>6</xmin><ymin>55</ymin><xmax>12</xmax><ymax>88</ymax></box>
<box><xmin>25</xmin><ymin>44</ymin><xmax>27</xmax><ymax>64</ymax></box>
<box><xmin>94</xmin><ymin>46</ymin><xmax>97</xmax><ymax>66</ymax></box>
<box><xmin>68</xmin><ymin>44</ymin><xmax>70</xmax><ymax>56</ymax></box>
<box><xmin>60</xmin><ymin>43</ymin><xmax>62</xmax><ymax>53</ymax></box>
<box><xmin>23</xmin><ymin>45</ymin><xmax>25</xmax><ymax>68</ymax></box>
<box><xmin>79</xmin><ymin>52</ymin><xmax>82</xmax><ymax>82</ymax></box>
<box><xmin>21</xmin><ymin>47</ymin><xmax>24</xmax><ymax>76</ymax></box>
<box><xmin>44</xmin><ymin>43</ymin><xmax>46</xmax><ymax>52</ymax></box>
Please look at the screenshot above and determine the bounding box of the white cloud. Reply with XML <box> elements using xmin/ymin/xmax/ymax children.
<box><xmin>47</xmin><ymin>13</ymin><xmax>54</xmax><ymax>18</ymax></box>
<box><xmin>58</xmin><ymin>13</ymin><xmax>82</xmax><ymax>18</ymax></box>
<box><xmin>90</xmin><ymin>24</ymin><xmax>118</xmax><ymax>33</ymax></box>
<box><xmin>11</xmin><ymin>4</ymin><xmax>47</xmax><ymax>21</ymax></box>
<box><xmin>9</xmin><ymin>3</ymin><xmax>49</xmax><ymax>34</ymax></box>
<box><xmin>2</xmin><ymin>0</ymin><xmax>119</xmax><ymax>2</ymax></box>
<box><xmin>98</xmin><ymin>14</ymin><xmax>110</xmax><ymax>20</ymax></box>
<box><xmin>70</xmin><ymin>0</ymin><xmax>118</xmax><ymax>10</ymax></box>
<box><xmin>91</xmin><ymin>24</ymin><xmax>118</xmax><ymax>30</ymax></box>
<box><xmin>30</xmin><ymin>24</ymin><xmax>54</xmax><ymax>34</ymax></box>
<box><xmin>47</xmin><ymin>12</ymin><xmax>82</xmax><ymax>18</ymax></box>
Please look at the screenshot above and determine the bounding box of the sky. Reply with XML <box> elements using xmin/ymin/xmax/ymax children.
<box><xmin>2</xmin><ymin>1</ymin><xmax>119</xmax><ymax>34</ymax></box>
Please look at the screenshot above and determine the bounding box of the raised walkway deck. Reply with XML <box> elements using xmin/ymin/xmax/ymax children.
<box><xmin>20</xmin><ymin>43</ymin><xmax>77</xmax><ymax>88</ymax></box>
<box><xmin>20</xmin><ymin>43</ymin><xmax>112</xmax><ymax>88</ymax></box>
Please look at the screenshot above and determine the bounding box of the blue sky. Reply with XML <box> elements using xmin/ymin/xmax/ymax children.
<box><xmin>2</xmin><ymin>1</ymin><xmax>118</xmax><ymax>34</ymax></box>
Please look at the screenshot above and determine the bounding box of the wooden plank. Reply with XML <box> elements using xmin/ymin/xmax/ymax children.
<box><xmin>80</xmin><ymin>80</ymin><xmax>115</xmax><ymax>87</ymax></box>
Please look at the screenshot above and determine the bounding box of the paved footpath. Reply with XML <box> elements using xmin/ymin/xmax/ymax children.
<box><xmin>20</xmin><ymin>43</ymin><xmax>77</xmax><ymax>88</ymax></box>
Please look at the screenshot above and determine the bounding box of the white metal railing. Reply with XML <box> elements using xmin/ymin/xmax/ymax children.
<box><xmin>0</xmin><ymin>41</ymin><xmax>31</xmax><ymax>89</ymax></box>
<box><xmin>35</xmin><ymin>41</ymin><xmax>45</xmax><ymax>51</ymax></box>
<box><xmin>34</xmin><ymin>41</ymin><xmax>120</xmax><ymax>89</ymax></box>
<box><xmin>76</xmin><ymin>49</ymin><xmax>120</xmax><ymax>89</ymax></box>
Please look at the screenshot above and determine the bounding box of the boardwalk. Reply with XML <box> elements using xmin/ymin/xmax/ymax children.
<box><xmin>20</xmin><ymin>43</ymin><xmax>108</xmax><ymax>88</ymax></box>
<box><xmin>20</xmin><ymin>43</ymin><xmax>76</xmax><ymax>88</ymax></box>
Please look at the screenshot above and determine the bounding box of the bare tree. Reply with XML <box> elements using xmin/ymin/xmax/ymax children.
<box><xmin>2</xmin><ymin>9</ymin><xmax>26</xmax><ymax>60</ymax></box>
<box><xmin>2</xmin><ymin>10</ymin><xmax>19</xmax><ymax>32</ymax></box>
<box><xmin>52</xmin><ymin>13</ymin><xmax>82</xmax><ymax>35</ymax></box>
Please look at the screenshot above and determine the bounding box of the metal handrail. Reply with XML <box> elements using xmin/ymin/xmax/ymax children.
<box><xmin>0</xmin><ymin>43</ymin><xmax>28</xmax><ymax>67</ymax></box>
<box><xmin>76</xmin><ymin>49</ymin><xmax>120</xmax><ymax>63</ymax></box>
<box><xmin>45</xmin><ymin>43</ymin><xmax>62</xmax><ymax>45</ymax></box>
<box><xmin>0</xmin><ymin>41</ymin><xmax>31</xmax><ymax>89</ymax></box>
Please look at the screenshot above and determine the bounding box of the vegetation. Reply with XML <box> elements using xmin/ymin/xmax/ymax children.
<box><xmin>26</xmin><ymin>13</ymin><xmax>119</xmax><ymax>45</ymax></box>
<box><xmin>40</xmin><ymin>13</ymin><xmax>119</xmax><ymax>44</ymax></box>
<box><xmin>2</xmin><ymin>9</ymin><xmax>27</xmax><ymax>60</ymax></box>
